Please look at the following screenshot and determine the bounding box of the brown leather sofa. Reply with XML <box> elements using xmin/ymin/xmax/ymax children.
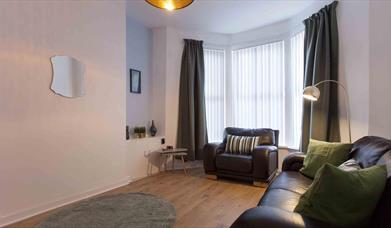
<box><xmin>231</xmin><ymin>136</ymin><xmax>391</xmax><ymax>228</ymax></box>
<box><xmin>203</xmin><ymin>127</ymin><xmax>279</xmax><ymax>186</ymax></box>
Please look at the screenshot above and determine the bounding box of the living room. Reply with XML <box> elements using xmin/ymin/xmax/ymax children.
<box><xmin>1</xmin><ymin>0</ymin><xmax>391</xmax><ymax>227</ymax></box>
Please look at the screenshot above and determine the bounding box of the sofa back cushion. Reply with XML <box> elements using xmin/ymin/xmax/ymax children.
<box><xmin>223</xmin><ymin>127</ymin><xmax>279</xmax><ymax>147</ymax></box>
<box><xmin>350</xmin><ymin>136</ymin><xmax>391</xmax><ymax>168</ymax></box>
<box><xmin>349</xmin><ymin>136</ymin><xmax>391</xmax><ymax>227</ymax></box>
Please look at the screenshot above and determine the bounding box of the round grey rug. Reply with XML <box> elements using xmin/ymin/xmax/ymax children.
<box><xmin>36</xmin><ymin>193</ymin><xmax>176</xmax><ymax>228</ymax></box>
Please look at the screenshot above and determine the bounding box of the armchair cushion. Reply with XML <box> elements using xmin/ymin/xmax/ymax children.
<box><xmin>223</xmin><ymin>127</ymin><xmax>279</xmax><ymax>147</ymax></box>
<box><xmin>216</xmin><ymin>153</ymin><xmax>252</xmax><ymax>173</ymax></box>
<box><xmin>225</xmin><ymin>135</ymin><xmax>260</xmax><ymax>155</ymax></box>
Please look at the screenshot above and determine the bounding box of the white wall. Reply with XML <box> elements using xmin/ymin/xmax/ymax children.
<box><xmin>150</xmin><ymin>28</ymin><xmax>168</xmax><ymax>137</ymax></box>
<box><xmin>126</xmin><ymin>17</ymin><xmax>153</xmax><ymax>128</ymax></box>
<box><xmin>369</xmin><ymin>1</ymin><xmax>391</xmax><ymax>139</ymax></box>
<box><xmin>0</xmin><ymin>1</ymin><xmax>128</xmax><ymax>226</ymax></box>
<box><xmin>125</xmin><ymin>17</ymin><xmax>163</xmax><ymax>183</ymax></box>
<box><xmin>338</xmin><ymin>0</ymin><xmax>391</xmax><ymax>141</ymax></box>
<box><xmin>337</xmin><ymin>0</ymin><xmax>370</xmax><ymax>142</ymax></box>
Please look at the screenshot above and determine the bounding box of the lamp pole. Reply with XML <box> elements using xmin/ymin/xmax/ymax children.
<box><xmin>312</xmin><ymin>80</ymin><xmax>351</xmax><ymax>143</ymax></box>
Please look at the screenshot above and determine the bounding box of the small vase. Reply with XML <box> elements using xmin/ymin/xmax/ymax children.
<box><xmin>149</xmin><ymin>120</ymin><xmax>157</xmax><ymax>137</ymax></box>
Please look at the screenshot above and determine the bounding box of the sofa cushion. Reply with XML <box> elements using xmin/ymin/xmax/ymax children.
<box><xmin>300</xmin><ymin>139</ymin><xmax>352</xmax><ymax>178</ymax></box>
<box><xmin>259</xmin><ymin>188</ymin><xmax>302</xmax><ymax>212</ymax></box>
<box><xmin>350</xmin><ymin>136</ymin><xmax>391</xmax><ymax>168</ymax></box>
<box><xmin>338</xmin><ymin>159</ymin><xmax>362</xmax><ymax>171</ymax></box>
<box><xmin>295</xmin><ymin>164</ymin><xmax>387</xmax><ymax>227</ymax></box>
<box><xmin>268</xmin><ymin>171</ymin><xmax>313</xmax><ymax>195</ymax></box>
<box><xmin>216</xmin><ymin>153</ymin><xmax>252</xmax><ymax>173</ymax></box>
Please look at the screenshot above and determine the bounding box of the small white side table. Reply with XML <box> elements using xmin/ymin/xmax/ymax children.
<box><xmin>157</xmin><ymin>148</ymin><xmax>188</xmax><ymax>175</ymax></box>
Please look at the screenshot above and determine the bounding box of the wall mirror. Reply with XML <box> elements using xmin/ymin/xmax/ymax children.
<box><xmin>51</xmin><ymin>56</ymin><xmax>85</xmax><ymax>98</ymax></box>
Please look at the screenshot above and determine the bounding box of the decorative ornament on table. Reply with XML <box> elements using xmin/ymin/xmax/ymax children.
<box><xmin>149</xmin><ymin>120</ymin><xmax>157</xmax><ymax>137</ymax></box>
<box><xmin>134</xmin><ymin>126</ymin><xmax>146</xmax><ymax>138</ymax></box>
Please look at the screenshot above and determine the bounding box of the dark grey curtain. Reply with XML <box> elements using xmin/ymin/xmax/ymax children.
<box><xmin>301</xmin><ymin>1</ymin><xmax>340</xmax><ymax>152</ymax></box>
<box><xmin>177</xmin><ymin>39</ymin><xmax>208</xmax><ymax>161</ymax></box>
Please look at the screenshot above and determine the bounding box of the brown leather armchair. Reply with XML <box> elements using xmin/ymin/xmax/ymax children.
<box><xmin>203</xmin><ymin>127</ymin><xmax>279</xmax><ymax>186</ymax></box>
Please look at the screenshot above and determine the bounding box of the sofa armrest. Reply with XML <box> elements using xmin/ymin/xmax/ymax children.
<box><xmin>282</xmin><ymin>152</ymin><xmax>306</xmax><ymax>172</ymax></box>
<box><xmin>252</xmin><ymin>146</ymin><xmax>278</xmax><ymax>180</ymax></box>
<box><xmin>203</xmin><ymin>142</ymin><xmax>225</xmax><ymax>172</ymax></box>
<box><xmin>230</xmin><ymin>206</ymin><xmax>331</xmax><ymax>228</ymax></box>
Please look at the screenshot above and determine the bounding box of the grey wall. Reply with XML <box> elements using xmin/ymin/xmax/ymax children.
<box><xmin>126</xmin><ymin>16</ymin><xmax>153</xmax><ymax>129</ymax></box>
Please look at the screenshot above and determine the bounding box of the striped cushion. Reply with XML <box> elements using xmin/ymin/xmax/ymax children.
<box><xmin>225</xmin><ymin>135</ymin><xmax>260</xmax><ymax>155</ymax></box>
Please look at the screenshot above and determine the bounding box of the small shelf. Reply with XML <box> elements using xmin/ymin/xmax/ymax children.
<box><xmin>129</xmin><ymin>136</ymin><xmax>163</xmax><ymax>141</ymax></box>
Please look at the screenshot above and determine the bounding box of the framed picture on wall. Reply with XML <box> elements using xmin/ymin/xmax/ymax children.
<box><xmin>130</xmin><ymin>69</ymin><xmax>141</xmax><ymax>93</ymax></box>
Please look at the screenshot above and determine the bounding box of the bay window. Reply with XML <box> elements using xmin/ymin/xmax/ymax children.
<box><xmin>204</xmin><ymin>31</ymin><xmax>304</xmax><ymax>149</ymax></box>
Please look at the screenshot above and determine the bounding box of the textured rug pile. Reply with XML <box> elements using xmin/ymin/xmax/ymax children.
<box><xmin>36</xmin><ymin>193</ymin><xmax>176</xmax><ymax>228</ymax></box>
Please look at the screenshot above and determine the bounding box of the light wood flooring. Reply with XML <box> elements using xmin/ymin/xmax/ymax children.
<box><xmin>8</xmin><ymin>167</ymin><xmax>266</xmax><ymax>228</ymax></box>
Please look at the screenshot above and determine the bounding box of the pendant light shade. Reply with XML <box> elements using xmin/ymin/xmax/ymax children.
<box><xmin>145</xmin><ymin>0</ymin><xmax>193</xmax><ymax>11</ymax></box>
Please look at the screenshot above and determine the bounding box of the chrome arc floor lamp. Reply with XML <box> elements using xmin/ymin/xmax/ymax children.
<box><xmin>303</xmin><ymin>80</ymin><xmax>351</xmax><ymax>143</ymax></box>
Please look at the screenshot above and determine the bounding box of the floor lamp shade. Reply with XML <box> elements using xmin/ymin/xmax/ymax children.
<box><xmin>302</xmin><ymin>80</ymin><xmax>351</xmax><ymax>142</ymax></box>
<box><xmin>303</xmin><ymin>86</ymin><xmax>320</xmax><ymax>101</ymax></box>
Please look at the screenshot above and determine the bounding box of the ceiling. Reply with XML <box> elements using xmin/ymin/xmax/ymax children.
<box><xmin>126</xmin><ymin>0</ymin><xmax>316</xmax><ymax>34</ymax></box>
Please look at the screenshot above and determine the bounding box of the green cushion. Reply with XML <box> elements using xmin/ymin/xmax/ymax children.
<box><xmin>295</xmin><ymin>164</ymin><xmax>387</xmax><ymax>227</ymax></box>
<box><xmin>300</xmin><ymin>139</ymin><xmax>352</xmax><ymax>178</ymax></box>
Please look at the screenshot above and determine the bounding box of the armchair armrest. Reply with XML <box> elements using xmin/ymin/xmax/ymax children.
<box><xmin>282</xmin><ymin>152</ymin><xmax>306</xmax><ymax>172</ymax></box>
<box><xmin>230</xmin><ymin>206</ymin><xmax>331</xmax><ymax>228</ymax></box>
<box><xmin>252</xmin><ymin>145</ymin><xmax>278</xmax><ymax>180</ymax></box>
<box><xmin>203</xmin><ymin>142</ymin><xmax>225</xmax><ymax>172</ymax></box>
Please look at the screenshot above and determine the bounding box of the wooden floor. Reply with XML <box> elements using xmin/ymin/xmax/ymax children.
<box><xmin>8</xmin><ymin>168</ymin><xmax>265</xmax><ymax>228</ymax></box>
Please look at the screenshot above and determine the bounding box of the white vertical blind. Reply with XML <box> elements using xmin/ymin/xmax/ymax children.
<box><xmin>289</xmin><ymin>31</ymin><xmax>305</xmax><ymax>149</ymax></box>
<box><xmin>204</xmin><ymin>32</ymin><xmax>304</xmax><ymax>148</ymax></box>
<box><xmin>204</xmin><ymin>48</ymin><xmax>225</xmax><ymax>142</ymax></box>
<box><xmin>231</xmin><ymin>41</ymin><xmax>286</xmax><ymax>144</ymax></box>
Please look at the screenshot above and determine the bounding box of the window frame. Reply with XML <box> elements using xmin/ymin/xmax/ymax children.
<box><xmin>203</xmin><ymin>28</ymin><xmax>305</xmax><ymax>148</ymax></box>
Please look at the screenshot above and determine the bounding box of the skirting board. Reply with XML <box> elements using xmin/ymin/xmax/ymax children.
<box><xmin>0</xmin><ymin>176</ymin><xmax>133</xmax><ymax>227</ymax></box>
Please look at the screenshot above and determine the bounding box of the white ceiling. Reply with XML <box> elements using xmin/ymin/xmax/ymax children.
<box><xmin>126</xmin><ymin>0</ymin><xmax>316</xmax><ymax>34</ymax></box>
